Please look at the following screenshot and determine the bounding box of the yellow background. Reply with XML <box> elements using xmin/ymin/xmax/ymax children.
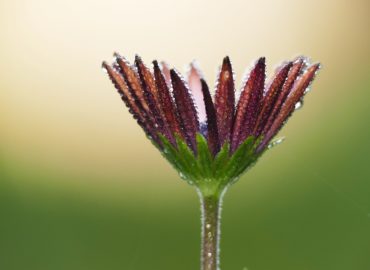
<box><xmin>1</xmin><ymin>0</ymin><xmax>369</xmax><ymax>269</ymax></box>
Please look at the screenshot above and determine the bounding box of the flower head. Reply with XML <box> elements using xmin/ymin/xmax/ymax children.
<box><xmin>103</xmin><ymin>54</ymin><xmax>320</xmax><ymax>194</ymax></box>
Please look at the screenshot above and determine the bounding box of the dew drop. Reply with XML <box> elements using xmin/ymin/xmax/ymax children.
<box><xmin>187</xmin><ymin>180</ymin><xmax>194</xmax><ymax>186</ymax></box>
<box><xmin>179</xmin><ymin>172</ymin><xmax>187</xmax><ymax>180</ymax></box>
<box><xmin>304</xmin><ymin>87</ymin><xmax>311</xmax><ymax>94</ymax></box>
<box><xmin>294</xmin><ymin>101</ymin><xmax>303</xmax><ymax>110</ymax></box>
<box><xmin>268</xmin><ymin>137</ymin><xmax>285</xmax><ymax>149</ymax></box>
<box><xmin>101</xmin><ymin>66</ymin><xmax>108</xmax><ymax>74</ymax></box>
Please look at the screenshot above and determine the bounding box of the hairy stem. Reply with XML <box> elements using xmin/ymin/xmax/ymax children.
<box><xmin>199</xmin><ymin>189</ymin><xmax>225</xmax><ymax>270</ymax></box>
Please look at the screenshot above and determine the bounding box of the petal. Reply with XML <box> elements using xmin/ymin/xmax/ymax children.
<box><xmin>135</xmin><ymin>55</ymin><xmax>175</xmax><ymax>144</ymax></box>
<box><xmin>261</xmin><ymin>57</ymin><xmax>305</xmax><ymax>136</ymax></box>
<box><xmin>214</xmin><ymin>56</ymin><xmax>235</xmax><ymax>146</ymax></box>
<box><xmin>153</xmin><ymin>60</ymin><xmax>183</xmax><ymax>139</ymax></box>
<box><xmin>160</xmin><ymin>61</ymin><xmax>171</xmax><ymax>88</ymax></box>
<box><xmin>231</xmin><ymin>57</ymin><xmax>265</xmax><ymax>152</ymax></box>
<box><xmin>258</xmin><ymin>63</ymin><xmax>321</xmax><ymax>152</ymax></box>
<box><xmin>187</xmin><ymin>62</ymin><xmax>207</xmax><ymax>123</ymax></box>
<box><xmin>102</xmin><ymin>61</ymin><xmax>159</xmax><ymax>143</ymax></box>
<box><xmin>200</xmin><ymin>79</ymin><xmax>220</xmax><ymax>156</ymax></box>
<box><xmin>253</xmin><ymin>61</ymin><xmax>293</xmax><ymax>136</ymax></box>
<box><xmin>170</xmin><ymin>69</ymin><xmax>200</xmax><ymax>153</ymax></box>
<box><xmin>114</xmin><ymin>53</ymin><xmax>151</xmax><ymax>116</ymax></box>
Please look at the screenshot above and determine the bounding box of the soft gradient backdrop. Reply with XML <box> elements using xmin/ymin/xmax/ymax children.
<box><xmin>1</xmin><ymin>0</ymin><xmax>369</xmax><ymax>269</ymax></box>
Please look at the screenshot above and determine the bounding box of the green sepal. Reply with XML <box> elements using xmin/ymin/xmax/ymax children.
<box><xmin>195</xmin><ymin>134</ymin><xmax>214</xmax><ymax>180</ymax></box>
<box><xmin>213</xmin><ymin>143</ymin><xmax>230</xmax><ymax>176</ymax></box>
<box><xmin>157</xmin><ymin>133</ymin><xmax>266</xmax><ymax>193</ymax></box>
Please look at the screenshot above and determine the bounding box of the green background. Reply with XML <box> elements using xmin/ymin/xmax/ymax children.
<box><xmin>1</xmin><ymin>0</ymin><xmax>369</xmax><ymax>269</ymax></box>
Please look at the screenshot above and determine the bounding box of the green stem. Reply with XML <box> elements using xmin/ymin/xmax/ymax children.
<box><xmin>198</xmin><ymin>188</ymin><xmax>225</xmax><ymax>270</ymax></box>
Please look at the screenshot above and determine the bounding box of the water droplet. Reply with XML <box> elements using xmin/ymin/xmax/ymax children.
<box><xmin>187</xmin><ymin>180</ymin><xmax>194</xmax><ymax>186</ymax></box>
<box><xmin>101</xmin><ymin>66</ymin><xmax>108</xmax><ymax>74</ymax></box>
<box><xmin>294</xmin><ymin>101</ymin><xmax>303</xmax><ymax>110</ymax></box>
<box><xmin>268</xmin><ymin>137</ymin><xmax>285</xmax><ymax>149</ymax></box>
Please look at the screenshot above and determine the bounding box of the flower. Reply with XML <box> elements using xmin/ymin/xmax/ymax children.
<box><xmin>102</xmin><ymin>54</ymin><xmax>320</xmax><ymax>195</ymax></box>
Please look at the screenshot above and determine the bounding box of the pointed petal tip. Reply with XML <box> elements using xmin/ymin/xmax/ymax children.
<box><xmin>306</xmin><ymin>62</ymin><xmax>321</xmax><ymax>75</ymax></box>
<box><xmin>113</xmin><ymin>52</ymin><xmax>122</xmax><ymax>59</ymax></box>
<box><xmin>189</xmin><ymin>59</ymin><xmax>201</xmax><ymax>72</ymax></box>
<box><xmin>134</xmin><ymin>54</ymin><xmax>143</xmax><ymax>63</ymax></box>
<box><xmin>313</xmin><ymin>62</ymin><xmax>322</xmax><ymax>70</ymax></box>
<box><xmin>190</xmin><ymin>59</ymin><xmax>198</xmax><ymax>67</ymax></box>
<box><xmin>187</xmin><ymin>60</ymin><xmax>204</xmax><ymax>81</ymax></box>
<box><xmin>102</xmin><ymin>61</ymin><xmax>109</xmax><ymax>69</ymax></box>
<box><xmin>223</xmin><ymin>56</ymin><xmax>231</xmax><ymax>66</ymax></box>
<box><xmin>293</xmin><ymin>55</ymin><xmax>305</xmax><ymax>61</ymax></box>
<box><xmin>170</xmin><ymin>68</ymin><xmax>183</xmax><ymax>79</ymax></box>
<box><xmin>160</xmin><ymin>61</ymin><xmax>169</xmax><ymax>67</ymax></box>
<box><xmin>254</xmin><ymin>57</ymin><xmax>266</xmax><ymax>70</ymax></box>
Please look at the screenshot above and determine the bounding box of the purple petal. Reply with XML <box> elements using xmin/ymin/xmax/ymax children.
<box><xmin>214</xmin><ymin>56</ymin><xmax>235</xmax><ymax>146</ymax></box>
<box><xmin>135</xmin><ymin>55</ymin><xmax>175</xmax><ymax>144</ymax></box>
<box><xmin>261</xmin><ymin>58</ymin><xmax>305</xmax><ymax>136</ymax></box>
<box><xmin>258</xmin><ymin>63</ymin><xmax>321</xmax><ymax>152</ymax></box>
<box><xmin>153</xmin><ymin>60</ymin><xmax>183</xmax><ymax>139</ymax></box>
<box><xmin>170</xmin><ymin>69</ymin><xmax>200</xmax><ymax>152</ymax></box>
<box><xmin>200</xmin><ymin>79</ymin><xmax>220</xmax><ymax>156</ymax></box>
<box><xmin>253</xmin><ymin>62</ymin><xmax>293</xmax><ymax>137</ymax></box>
<box><xmin>231</xmin><ymin>57</ymin><xmax>265</xmax><ymax>152</ymax></box>
<box><xmin>102</xmin><ymin>61</ymin><xmax>159</xmax><ymax>144</ymax></box>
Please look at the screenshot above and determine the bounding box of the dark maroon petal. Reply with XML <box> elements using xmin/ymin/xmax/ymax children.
<box><xmin>160</xmin><ymin>61</ymin><xmax>171</xmax><ymax>88</ymax></box>
<box><xmin>153</xmin><ymin>60</ymin><xmax>183</xmax><ymax>138</ymax></box>
<box><xmin>114</xmin><ymin>53</ymin><xmax>152</xmax><ymax>116</ymax></box>
<box><xmin>200</xmin><ymin>79</ymin><xmax>220</xmax><ymax>156</ymax></box>
<box><xmin>261</xmin><ymin>58</ymin><xmax>305</xmax><ymax>136</ymax></box>
<box><xmin>257</xmin><ymin>63</ymin><xmax>321</xmax><ymax>152</ymax></box>
<box><xmin>231</xmin><ymin>57</ymin><xmax>265</xmax><ymax>152</ymax></box>
<box><xmin>253</xmin><ymin>62</ymin><xmax>293</xmax><ymax>137</ymax></box>
<box><xmin>214</xmin><ymin>56</ymin><xmax>235</xmax><ymax>146</ymax></box>
<box><xmin>102</xmin><ymin>61</ymin><xmax>159</xmax><ymax>144</ymax></box>
<box><xmin>135</xmin><ymin>55</ymin><xmax>175</xmax><ymax>144</ymax></box>
<box><xmin>170</xmin><ymin>69</ymin><xmax>200</xmax><ymax>152</ymax></box>
<box><xmin>188</xmin><ymin>62</ymin><xmax>207</xmax><ymax>123</ymax></box>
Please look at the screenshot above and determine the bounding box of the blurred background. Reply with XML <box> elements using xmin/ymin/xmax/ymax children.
<box><xmin>0</xmin><ymin>0</ymin><xmax>369</xmax><ymax>269</ymax></box>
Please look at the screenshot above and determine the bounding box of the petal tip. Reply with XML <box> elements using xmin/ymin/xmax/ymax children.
<box><xmin>223</xmin><ymin>56</ymin><xmax>231</xmax><ymax>67</ymax></box>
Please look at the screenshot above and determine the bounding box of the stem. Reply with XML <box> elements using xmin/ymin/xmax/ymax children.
<box><xmin>198</xmin><ymin>189</ymin><xmax>225</xmax><ymax>270</ymax></box>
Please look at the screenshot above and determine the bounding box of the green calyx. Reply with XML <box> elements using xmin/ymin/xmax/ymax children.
<box><xmin>156</xmin><ymin>133</ymin><xmax>264</xmax><ymax>197</ymax></box>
